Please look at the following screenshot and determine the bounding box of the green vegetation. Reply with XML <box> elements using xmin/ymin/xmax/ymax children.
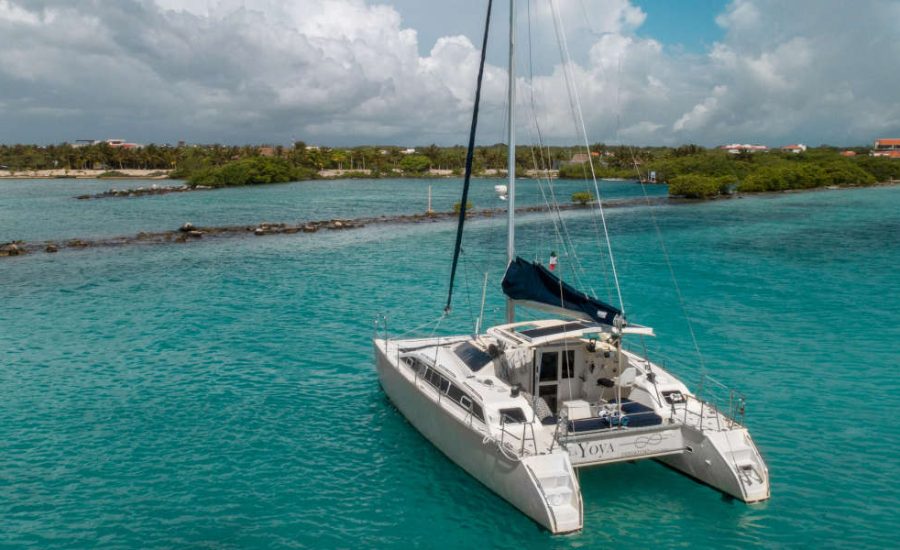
<box><xmin>571</xmin><ymin>191</ymin><xmax>594</xmax><ymax>205</ymax></box>
<box><xmin>646</xmin><ymin>147</ymin><xmax>893</xmax><ymax>198</ymax></box>
<box><xmin>1</xmin><ymin>141</ymin><xmax>896</xmax><ymax>197</ymax></box>
<box><xmin>186</xmin><ymin>158</ymin><xmax>315</xmax><ymax>188</ymax></box>
<box><xmin>737</xmin><ymin>161</ymin><xmax>874</xmax><ymax>192</ymax></box>
<box><xmin>399</xmin><ymin>154</ymin><xmax>431</xmax><ymax>173</ymax></box>
<box><xmin>97</xmin><ymin>170</ymin><xmax>129</xmax><ymax>178</ymax></box>
<box><xmin>849</xmin><ymin>156</ymin><xmax>900</xmax><ymax>183</ymax></box>
<box><xmin>668</xmin><ymin>175</ymin><xmax>733</xmax><ymax>198</ymax></box>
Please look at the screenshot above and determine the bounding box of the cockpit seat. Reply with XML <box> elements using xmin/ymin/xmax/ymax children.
<box><xmin>566</xmin><ymin>399</ymin><xmax>663</xmax><ymax>432</ymax></box>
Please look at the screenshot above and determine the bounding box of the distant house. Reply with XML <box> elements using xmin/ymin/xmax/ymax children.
<box><xmin>105</xmin><ymin>138</ymin><xmax>142</xmax><ymax>149</ymax></box>
<box><xmin>720</xmin><ymin>143</ymin><xmax>769</xmax><ymax>154</ymax></box>
<box><xmin>400</xmin><ymin>148</ymin><xmax>417</xmax><ymax>155</ymax></box>
<box><xmin>872</xmin><ymin>138</ymin><xmax>900</xmax><ymax>158</ymax></box>
<box><xmin>780</xmin><ymin>144</ymin><xmax>807</xmax><ymax>154</ymax></box>
<box><xmin>569</xmin><ymin>153</ymin><xmax>592</xmax><ymax>164</ymax></box>
<box><xmin>72</xmin><ymin>139</ymin><xmax>98</xmax><ymax>148</ymax></box>
<box><xmin>840</xmin><ymin>150</ymin><xmax>857</xmax><ymax>157</ymax></box>
<box><xmin>258</xmin><ymin>146</ymin><xmax>276</xmax><ymax>157</ymax></box>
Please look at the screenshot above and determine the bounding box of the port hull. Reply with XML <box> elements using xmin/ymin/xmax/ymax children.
<box><xmin>374</xmin><ymin>340</ymin><xmax>581</xmax><ymax>533</ymax></box>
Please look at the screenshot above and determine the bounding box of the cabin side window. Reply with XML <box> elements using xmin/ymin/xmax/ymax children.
<box><xmin>402</xmin><ymin>356</ymin><xmax>425</xmax><ymax>375</ymax></box>
<box><xmin>424</xmin><ymin>367</ymin><xmax>442</xmax><ymax>389</ymax></box>
<box><xmin>422</xmin><ymin>367</ymin><xmax>485</xmax><ymax>423</ymax></box>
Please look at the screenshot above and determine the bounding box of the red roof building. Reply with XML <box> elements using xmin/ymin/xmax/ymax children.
<box><xmin>873</xmin><ymin>138</ymin><xmax>900</xmax><ymax>158</ymax></box>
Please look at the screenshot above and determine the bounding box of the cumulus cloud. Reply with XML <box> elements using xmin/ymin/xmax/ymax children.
<box><xmin>0</xmin><ymin>0</ymin><xmax>898</xmax><ymax>146</ymax></box>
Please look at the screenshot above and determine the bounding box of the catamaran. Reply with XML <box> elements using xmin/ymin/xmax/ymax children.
<box><xmin>373</xmin><ymin>0</ymin><xmax>769</xmax><ymax>533</ymax></box>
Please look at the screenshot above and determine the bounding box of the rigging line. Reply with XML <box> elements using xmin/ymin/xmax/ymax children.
<box><xmin>605</xmin><ymin>52</ymin><xmax>707</xmax><ymax>371</ymax></box>
<box><xmin>538</xmin><ymin>2</ymin><xmax>607</xmax><ymax>301</ymax></box>
<box><xmin>524</xmin><ymin>4</ymin><xmax>567</xmax><ymax>265</ymax></box>
<box><xmin>461</xmin><ymin>249</ymin><xmax>476</xmax><ymax>327</ymax></box>
<box><xmin>525</xmin><ymin>125</ymin><xmax>568</xmax><ymax>265</ymax></box>
<box><xmin>548</xmin><ymin>0</ymin><xmax>615</xmax><ymax>302</ymax></box>
<box><xmin>428</xmin><ymin>313</ymin><xmax>445</xmax><ymax>338</ymax></box>
<box><xmin>548</xmin><ymin>0</ymin><xmax>625</xmax><ymax>316</ymax></box>
<box><xmin>525</xmin><ymin>0</ymin><xmax>553</xmax><ymax>262</ymax></box>
<box><xmin>626</xmin><ymin>146</ymin><xmax>708</xmax><ymax>373</ymax></box>
<box><xmin>523</xmin><ymin>1</ymin><xmax>592</xmax><ymax>293</ymax></box>
<box><xmin>446</xmin><ymin>0</ymin><xmax>494</xmax><ymax>314</ymax></box>
<box><xmin>396</xmin><ymin>312</ymin><xmax>446</xmax><ymax>340</ymax></box>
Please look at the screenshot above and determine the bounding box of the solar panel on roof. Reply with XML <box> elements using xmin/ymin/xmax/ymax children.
<box><xmin>518</xmin><ymin>321</ymin><xmax>594</xmax><ymax>340</ymax></box>
<box><xmin>454</xmin><ymin>342</ymin><xmax>494</xmax><ymax>372</ymax></box>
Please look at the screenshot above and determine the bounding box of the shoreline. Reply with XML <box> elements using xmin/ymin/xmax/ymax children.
<box><xmin>668</xmin><ymin>179</ymin><xmax>900</xmax><ymax>202</ymax></box>
<box><xmin>0</xmin><ymin>197</ymin><xmax>663</xmax><ymax>258</ymax></box>
<box><xmin>0</xmin><ymin>167</ymin><xmax>562</xmax><ymax>181</ymax></box>
<box><xmin>0</xmin><ymin>168</ymin><xmax>172</xmax><ymax>179</ymax></box>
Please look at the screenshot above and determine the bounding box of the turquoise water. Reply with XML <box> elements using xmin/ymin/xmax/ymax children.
<box><xmin>0</xmin><ymin>177</ymin><xmax>663</xmax><ymax>242</ymax></box>
<box><xmin>1</xmin><ymin>179</ymin><xmax>897</xmax><ymax>547</ymax></box>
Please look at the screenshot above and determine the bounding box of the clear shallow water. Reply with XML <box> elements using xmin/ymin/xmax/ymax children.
<box><xmin>0</xmin><ymin>177</ymin><xmax>663</xmax><ymax>242</ymax></box>
<box><xmin>0</xmin><ymin>180</ymin><xmax>898</xmax><ymax>548</ymax></box>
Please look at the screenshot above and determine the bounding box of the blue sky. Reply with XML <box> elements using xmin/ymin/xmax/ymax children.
<box><xmin>632</xmin><ymin>0</ymin><xmax>726</xmax><ymax>52</ymax></box>
<box><xmin>0</xmin><ymin>0</ymin><xmax>898</xmax><ymax>146</ymax></box>
<box><xmin>393</xmin><ymin>0</ymin><xmax>727</xmax><ymax>54</ymax></box>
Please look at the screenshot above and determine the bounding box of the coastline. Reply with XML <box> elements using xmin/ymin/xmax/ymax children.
<box><xmin>0</xmin><ymin>167</ymin><xmax>562</xmax><ymax>181</ymax></box>
<box><xmin>668</xmin><ymin>179</ymin><xmax>900</xmax><ymax>203</ymax></box>
<box><xmin>0</xmin><ymin>168</ymin><xmax>171</xmax><ymax>179</ymax></box>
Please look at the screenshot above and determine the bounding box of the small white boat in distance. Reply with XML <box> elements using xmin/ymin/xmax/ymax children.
<box><xmin>495</xmin><ymin>184</ymin><xmax>508</xmax><ymax>200</ymax></box>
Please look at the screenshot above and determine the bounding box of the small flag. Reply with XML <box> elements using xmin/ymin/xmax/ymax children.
<box><xmin>549</xmin><ymin>252</ymin><xmax>558</xmax><ymax>271</ymax></box>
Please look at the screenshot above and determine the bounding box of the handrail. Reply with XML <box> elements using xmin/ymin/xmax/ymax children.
<box><xmin>676</xmin><ymin>394</ymin><xmax>740</xmax><ymax>432</ymax></box>
<box><xmin>549</xmin><ymin>411</ymin><xmax>568</xmax><ymax>452</ymax></box>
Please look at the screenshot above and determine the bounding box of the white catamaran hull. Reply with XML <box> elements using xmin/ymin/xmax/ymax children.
<box><xmin>658</xmin><ymin>426</ymin><xmax>770</xmax><ymax>502</ymax></box>
<box><xmin>374</xmin><ymin>340</ymin><xmax>583</xmax><ymax>533</ymax></box>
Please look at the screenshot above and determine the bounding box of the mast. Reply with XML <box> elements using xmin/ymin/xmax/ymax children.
<box><xmin>505</xmin><ymin>0</ymin><xmax>516</xmax><ymax>323</ymax></box>
<box><xmin>444</xmin><ymin>0</ymin><xmax>494</xmax><ymax>315</ymax></box>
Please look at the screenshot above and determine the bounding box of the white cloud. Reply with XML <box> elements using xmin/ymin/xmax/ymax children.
<box><xmin>673</xmin><ymin>86</ymin><xmax>726</xmax><ymax>133</ymax></box>
<box><xmin>0</xmin><ymin>0</ymin><xmax>897</xmax><ymax>146</ymax></box>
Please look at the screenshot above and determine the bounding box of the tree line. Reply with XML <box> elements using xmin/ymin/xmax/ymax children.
<box><xmin>2</xmin><ymin>141</ymin><xmax>895</xmax><ymax>195</ymax></box>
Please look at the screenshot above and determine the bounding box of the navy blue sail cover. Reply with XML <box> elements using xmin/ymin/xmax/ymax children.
<box><xmin>501</xmin><ymin>257</ymin><xmax>622</xmax><ymax>325</ymax></box>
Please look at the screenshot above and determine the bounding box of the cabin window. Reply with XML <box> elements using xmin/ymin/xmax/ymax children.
<box><xmin>424</xmin><ymin>369</ymin><xmax>486</xmax><ymax>423</ymax></box>
<box><xmin>472</xmin><ymin>403</ymin><xmax>485</xmax><ymax>422</ymax></box>
<box><xmin>446</xmin><ymin>380</ymin><xmax>485</xmax><ymax>422</ymax></box>
<box><xmin>539</xmin><ymin>352</ymin><xmax>558</xmax><ymax>382</ymax></box>
<box><xmin>424</xmin><ymin>367</ymin><xmax>441</xmax><ymax>389</ymax></box>
<box><xmin>403</xmin><ymin>357</ymin><xmax>424</xmax><ymax>374</ymax></box>
<box><xmin>561</xmin><ymin>350</ymin><xmax>575</xmax><ymax>379</ymax></box>
<box><xmin>499</xmin><ymin>407</ymin><xmax>527</xmax><ymax>424</ymax></box>
<box><xmin>447</xmin><ymin>382</ymin><xmax>465</xmax><ymax>402</ymax></box>
<box><xmin>459</xmin><ymin>395</ymin><xmax>472</xmax><ymax>410</ymax></box>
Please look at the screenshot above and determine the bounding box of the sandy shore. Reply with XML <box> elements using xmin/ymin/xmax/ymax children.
<box><xmin>0</xmin><ymin>169</ymin><xmax>171</xmax><ymax>179</ymax></box>
<box><xmin>1</xmin><ymin>167</ymin><xmax>566</xmax><ymax>181</ymax></box>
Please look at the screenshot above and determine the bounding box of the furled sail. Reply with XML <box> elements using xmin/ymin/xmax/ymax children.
<box><xmin>501</xmin><ymin>257</ymin><xmax>622</xmax><ymax>326</ymax></box>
